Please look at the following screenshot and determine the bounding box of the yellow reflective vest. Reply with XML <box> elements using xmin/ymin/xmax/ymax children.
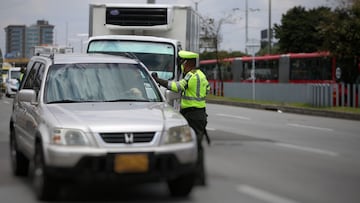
<box><xmin>167</xmin><ymin>69</ymin><xmax>210</xmax><ymax>109</ymax></box>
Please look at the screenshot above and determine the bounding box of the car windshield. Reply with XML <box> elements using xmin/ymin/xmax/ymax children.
<box><xmin>87</xmin><ymin>40</ymin><xmax>175</xmax><ymax>80</ymax></box>
<box><xmin>44</xmin><ymin>63</ymin><xmax>162</xmax><ymax>104</ymax></box>
<box><xmin>10</xmin><ymin>70</ymin><xmax>21</xmax><ymax>80</ymax></box>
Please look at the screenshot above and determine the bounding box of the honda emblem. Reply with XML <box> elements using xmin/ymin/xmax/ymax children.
<box><xmin>124</xmin><ymin>133</ymin><xmax>134</xmax><ymax>144</ymax></box>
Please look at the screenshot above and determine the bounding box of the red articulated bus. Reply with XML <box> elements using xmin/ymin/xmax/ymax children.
<box><xmin>199</xmin><ymin>52</ymin><xmax>336</xmax><ymax>84</ymax></box>
<box><xmin>200</xmin><ymin>52</ymin><xmax>360</xmax><ymax>107</ymax></box>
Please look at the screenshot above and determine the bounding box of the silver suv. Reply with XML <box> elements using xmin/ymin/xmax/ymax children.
<box><xmin>10</xmin><ymin>53</ymin><xmax>198</xmax><ymax>200</ymax></box>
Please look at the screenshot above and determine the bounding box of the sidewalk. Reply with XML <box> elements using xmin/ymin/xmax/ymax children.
<box><xmin>207</xmin><ymin>98</ymin><xmax>360</xmax><ymax>121</ymax></box>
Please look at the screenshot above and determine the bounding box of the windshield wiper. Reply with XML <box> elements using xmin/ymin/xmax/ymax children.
<box><xmin>47</xmin><ymin>99</ymin><xmax>83</xmax><ymax>104</ymax></box>
<box><xmin>105</xmin><ymin>99</ymin><xmax>150</xmax><ymax>102</ymax></box>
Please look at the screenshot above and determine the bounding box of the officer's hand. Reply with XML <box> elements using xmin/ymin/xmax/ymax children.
<box><xmin>151</xmin><ymin>72</ymin><xmax>159</xmax><ymax>81</ymax></box>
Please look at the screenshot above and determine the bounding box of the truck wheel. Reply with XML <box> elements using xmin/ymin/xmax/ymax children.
<box><xmin>167</xmin><ymin>173</ymin><xmax>195</xmax><ymax>197</ymax></box>
<box><xmin>5</xmin><ymin>88</ymin><xmax>10</xmax><ymax>97</ymax></box>
<box><xmin>33</xmin><ymin>142</ymin><xmax>58</xmax><ymax>201</ymax></box>
<box><xmin>10</xmin><ymin>129</ymin><xmax>29</xmax><ymax>176</ymax></box>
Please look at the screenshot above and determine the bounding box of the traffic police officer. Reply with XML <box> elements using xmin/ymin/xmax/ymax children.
<box><xmin>152</xmin><ymin>50</ymin><xmax>210</xmax><ymax>186</ymax></box>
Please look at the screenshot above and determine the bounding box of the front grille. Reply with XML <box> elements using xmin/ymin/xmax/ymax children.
<box><xmin>106</xmin><ymin>7</ymin><xmax>168</xmax><ymax>26</ymax></box>
<box><xmin>100</xmin><ymin>132</ymin><xmax>155</xmax><ymax>144</ymax></box>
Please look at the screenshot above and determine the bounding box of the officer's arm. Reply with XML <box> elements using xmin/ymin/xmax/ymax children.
<box><xmin>151</xmin><ymin>72</ymin><xmax>169</xmax><ymax>88</ymax></box>
<box><xmin>206</xmin><ymin>81</ymin><xmax>210</xmax><ymax>95</ymax></box>
<box><xmin>169</xmin><ymin>78</ymin><xmax>188</xmax><ymax>93</ymax></box>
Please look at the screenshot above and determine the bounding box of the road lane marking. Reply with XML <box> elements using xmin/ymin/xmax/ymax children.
<box><xmin>287</xmin><ymin>123</ymin><xmax>333</xmax><ymax>132</ymax></box>
<box><xmin>2</xmin><ymin>100</ymin><xmax>10</xmax><ymax>104</ymax></box>
<box><xmin>217</xmin><ymin>113</ymin><xmax>251</xmax><ymax>120</ymax></box>
<box><xmin>275</xmin><ymin>142</ymin><xmax>339</xmax><ymax>157</ymax></box>
<box><xmin>211</xmin><ymin>140</ymin><xmax>244</xmax><ymax>146</ymax></box>
<box><xmin>237</xmin><ymin>184</ymin><xmax>299</xmax><ymax>203</ymax></box>
<box><xmin>206</xmin><ymin>127</ymin><xmax>216</xmax><ymax>131</ymax></box>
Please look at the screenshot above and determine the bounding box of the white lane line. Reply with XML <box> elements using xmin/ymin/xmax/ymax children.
<box><xmin>206</xmin><ymin>127</ymin><xmax>216</xmax><ymax>131</ymax></box>
<box><xmin>287</xmin><ymin>123</ymin><xmax>333</xmax><ymax>132</ymax></box>
<box><xmin>237</xmin><ymin>184</ymin><xmax>299</xmax><ymax>203</ymax></box>
<box><xmin>2</xmin><ymin>100</ymin><xmax>10</xmax><ymax>104</ymax></box>
<box><xmin>275</xmin><ymin>142</ymin><xmax>339</xmax><ymax>157</ymax></box>
<box><xmin>217</xmin><ymin>113</ymin><xmax>251</xmax><ymax>120</ymax></box>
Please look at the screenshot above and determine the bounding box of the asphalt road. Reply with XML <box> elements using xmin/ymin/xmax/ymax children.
<box><xmin>207</xmin><ymin>98</ymin><xmax>360</xmax><ymax>121</ymax></box>
<box><xmin>1</xmin><ymin>97</ymin><xmax>360</xmax><ymax>203</ymax></box>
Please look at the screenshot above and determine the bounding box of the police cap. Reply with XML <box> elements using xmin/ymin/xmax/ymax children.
<box><xmin>178</xmin><ymin>50</ymin><xmax>199</xmax><ymax>59</ymax></box>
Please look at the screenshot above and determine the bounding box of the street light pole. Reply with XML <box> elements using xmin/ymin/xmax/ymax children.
<box><xmin>246</xmin><ymin>41</ymin><xmax>260</xmax><ymax>101</ymax></box>
<box><xmin>268</xmin><ymin>0</ymin><xmax>272</xmax><ymax>54</ymax></box>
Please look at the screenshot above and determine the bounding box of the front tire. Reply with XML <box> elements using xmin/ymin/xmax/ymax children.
<box><xmin>5</xmin><ymin>88</ymin><xmax>10</xmax><ymax>97</ymax></box>
<box><xmin>10</xmin><ymin>128</ymin><xmax>29</xmax><ymax>176</ymax></box>
<box><xmin>167</xmin><ymin>173</ymin><xmax>195</xmax><ymax>197</ymax></box>
<box><xmin>32</xmin><ymin>142</ymin><xmax>58</xmax><ymax>201</ymax></box>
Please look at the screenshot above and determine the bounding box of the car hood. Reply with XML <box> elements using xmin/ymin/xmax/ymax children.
<box><xmin>7</xmin><ymin>78</ymin><xmax>19</xmax><ymax>87</ymax></box>
<box><xmin>45</xmin><ymin>102</ymin><xmax>186</xmax><ymax>132</ymax></box>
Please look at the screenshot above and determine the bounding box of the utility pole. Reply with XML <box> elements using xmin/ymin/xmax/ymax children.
<box><xmin>66</xmin><ymin>22</ymin><xmax>68</xmax><ymax>47</ymax></box>
<box><xmin>268</xmin><ymin>0</ymin><xmax>272</xmax><ymax>54</ymax></box>
<box><xmin>191</xmin><ymin>0</ymin><xmax>203</xmax><ymax>11</ymax></box>
<box><xmin>245</xmin><ymin>0</ymin><xmax>248</xmax><ymax>54</ymax></box>
<box><xmin>244</xmin><ymin>0</ymin><xmax>259</xmax><ymax>54</ymax></box>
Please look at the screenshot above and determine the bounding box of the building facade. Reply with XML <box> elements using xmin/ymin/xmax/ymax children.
<box><xmin>4</xmin><ymin>25</ymin><xmax>26</xmax><ymax>58</ymax></box>
<box><xmin>4</xmin><ymin>20</ymin><xmax>54</xmax><ymax>59</ymax></box>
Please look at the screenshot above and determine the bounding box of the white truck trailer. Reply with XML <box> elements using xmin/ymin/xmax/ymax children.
<box><xmin>87</xmin><ymin>3</ymin><xmax>200</xmax><ymax>109</ymax></box>
<box><xmin>88</xmin><ymin>3</ymin><xmax>199</xmax><ymax>53</ymax></box>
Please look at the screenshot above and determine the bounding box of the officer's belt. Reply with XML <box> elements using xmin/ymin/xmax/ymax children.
<box><xmin>180</xmin><ymin>107</ymin><xmax>205</xmax><ymax>115</ymax></box>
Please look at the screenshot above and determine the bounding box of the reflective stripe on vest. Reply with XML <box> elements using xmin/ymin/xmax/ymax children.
<box><xmin>182</xmin><ymin>73</ymin><xmax>206</xmax><ymax>101</ymax></box>
<box><xmin>168</xmin><ymin>69</ymin><xmax>209</xmax><ymax>109</ymax></box>
<box><xmin>181</xmin><ymin>70</ymin><xmax>209</xmax><ymax>109</ymax></box>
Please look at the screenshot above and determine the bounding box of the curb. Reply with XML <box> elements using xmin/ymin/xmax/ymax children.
<box><xmin>207</xmin><ymin>99</ymin><xmax>360</xmax><ymax>121</ymax></box>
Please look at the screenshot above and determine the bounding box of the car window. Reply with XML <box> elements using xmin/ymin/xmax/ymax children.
<box><xmin>22</xmin><ymin>62</ymin><xmax>45</xmax><ymax>99</ymax></box>
<box><xmin>23</xmin><ymin>62</ymin><xmax>40</xmax><ymax>89</ymax></box>
<box><xmin>44</xmin><ymin>63</ymin><xmax>162</xmax><ymax>103</ymax></box>
<box><xmin>34</xmin><ymin>64</ymin><xmax>45</xmax><ymax>91</ymax></box>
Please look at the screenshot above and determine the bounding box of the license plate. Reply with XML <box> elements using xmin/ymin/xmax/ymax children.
<box><xmin>114</xmin><ymin>154</ymin><xmax>149</xmax><ymax>173</ymax></box>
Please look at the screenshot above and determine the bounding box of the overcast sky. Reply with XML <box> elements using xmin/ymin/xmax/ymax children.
<box><xmin>0</xmin><ymin>0</ymin><xmax>334</xmax><ymax>55</ymax></box>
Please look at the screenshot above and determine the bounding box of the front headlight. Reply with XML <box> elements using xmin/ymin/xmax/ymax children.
<box><xmin>51</xmin><ymin>128</ymin><xmax>90</xmax><ymax>146</ymax></box>
<box><xmin>164</xmin><ymin>125</ymin><xmax>194</xmax><ymax>144</ymax></box>
<box><xmin>10</xmin><ymin>80</ymin><xmax>18</xmax><ymax>85</ymax></box>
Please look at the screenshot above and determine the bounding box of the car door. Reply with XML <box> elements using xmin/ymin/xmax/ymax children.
<box><xmin>15</xmin><ymin>62</ymin><xmax>45</xmax><ymax>156</ymax></box>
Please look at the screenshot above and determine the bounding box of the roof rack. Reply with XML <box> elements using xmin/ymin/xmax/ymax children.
<box><xmin>35</xmin><ymin>52</ymin><xmax>55</xmax><ymax>64</ymax></box>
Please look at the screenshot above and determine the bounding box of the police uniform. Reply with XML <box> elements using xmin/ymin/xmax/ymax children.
<box><xmin>152</xmin><ymin>50</ymin><xmax>210</xmax><ymax>186</ymax></box>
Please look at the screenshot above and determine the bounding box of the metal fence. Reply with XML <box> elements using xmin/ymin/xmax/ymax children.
<box><xmin>210</xmin><ymin>81</ymin><xmax>360</xmax><ymax>108</ymax></box>
<box><xmin>311</xmin><ymin>83</ymin><xmax>360</xmax><ymax>108</ymax></box>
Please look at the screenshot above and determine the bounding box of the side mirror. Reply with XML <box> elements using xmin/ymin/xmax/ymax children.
<box><xmin>165</xmin><ymin>90</ymin><xmax>181</xmax><ymax>111</ymax></box>
<box><xmin>165</xmin><ymin>89</ymin><xmax>180</xmax><ymax>101</ymax></box>
<box><xmin>18</xmin><ymin>89</ymin><xmax>37</xmax><ymax>104</ymax></box>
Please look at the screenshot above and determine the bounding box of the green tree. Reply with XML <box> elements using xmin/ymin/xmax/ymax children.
<box><xmin>274</xmin><ymin>6</ymin><xmax>333</xmax><ymax>53</ymax></box>
<box><xmin>0</xmin><ymin>49</ymin><xmax>3</xmax><ymax>65</ymax></box>
<box><xmin>199</xmin><ymin>10</ymin><xmax>242</xmax><ymax>96</ymax></box>
<box><xmin>318</xmin><ymin>1</ymin><xmax>360</xmax><ymax>82</ymax></box>
<box><xmin>257</xmin><ymin>43</ymin><xmax>280</xmax><ymax>55</ymax></box>
<box><xmin>319</xmin><ymin>2</ymin><xmax>360</xmax><ymax>57</ymax></box>
<box><xmin>200</xmin><ymin>50</ymin><xmax>245</xmax><ymax>60</ymax></box>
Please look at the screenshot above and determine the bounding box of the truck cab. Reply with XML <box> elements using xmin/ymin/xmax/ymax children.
<box><xmin>87</xmin><ymin>3</ymin><xmax>200</xmax><ymax>110</ymax></box>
